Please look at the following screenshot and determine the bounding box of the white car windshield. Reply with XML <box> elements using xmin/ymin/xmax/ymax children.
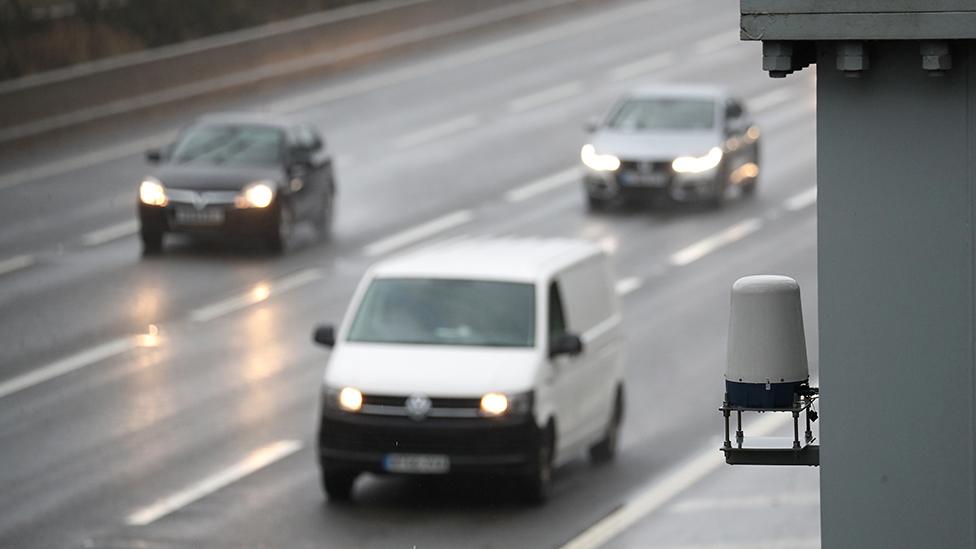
<box><xmin>346</xmin><ymin>278</ymin><xmax>536</xmax><ymax>347</ymax></box>
<box><xmin>606</xmin><ymin>97</ymin><xmax>716</xmax><ymax>131</ymax></box>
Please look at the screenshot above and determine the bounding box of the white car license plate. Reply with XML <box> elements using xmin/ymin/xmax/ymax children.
<box><xmin>174</xmin><ymin>207</ymin><xmax>225</xmax><ymax>226</ymax></box>
<box><xmin>384</xmin><ymin>454</ymin><xmax>450</xmax><ymax>474</ymax></box>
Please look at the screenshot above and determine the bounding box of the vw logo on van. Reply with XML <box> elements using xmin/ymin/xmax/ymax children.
<box><xmin>405</xmin><ymin>393</ymin><xmax>432</xmax><ymax>420</ymax></box>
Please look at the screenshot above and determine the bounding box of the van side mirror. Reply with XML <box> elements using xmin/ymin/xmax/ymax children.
<box><xmin>146</xmin><ymin>148</ymin><xmax>162</xmax><ymax>164</ymax></box>
<box><xmin>313</xmin><ymin>324</ymin><xmax>336</xmax><ymax>347</ymax></box>
<box><xmin>583</xmin><ymin>117</ymin><xmax>600</xmax><ymax>133</ymax></box>
<box><xmin>550</xmin><ymin>333</ymin><xmax>583</xmax><ymax>358</ymax></box>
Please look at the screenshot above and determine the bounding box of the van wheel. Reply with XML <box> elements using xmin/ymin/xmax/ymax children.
<box><xmin>523</xmin><ymin>424</ymin><xmax>554</xmax><ymax>504</ymax></box>
<box><xmin>322</xmin><ymin>469</ymin><xmax>357</xmax><ymax>503</ymax></box>
<box><xmin>590</xmin><ymin>387</ymin><xmax>624</xmax><ymax>464</ymax></box>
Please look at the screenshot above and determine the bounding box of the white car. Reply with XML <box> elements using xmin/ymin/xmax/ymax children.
<box><xmin>581</xmin><ymin>84</ymin><xmax>761</xmax><ymax>210</ymax></box>
<box><xmin>312</xmin><ymin>238</ymin><xmax>625</xmax><ymax>503</ymax></box>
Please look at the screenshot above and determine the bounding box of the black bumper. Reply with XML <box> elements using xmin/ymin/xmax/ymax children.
<box><xmin>138</xmin><ymin>202</ymin><xmax>277</xmax><ymax>237</ymax></box>
<box><xmin>317</xmin><ymin>410</ymin><xmax>540</xmax><ymax>476</ymax></box>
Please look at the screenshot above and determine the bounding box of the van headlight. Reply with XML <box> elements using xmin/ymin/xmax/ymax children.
<box><xmin>237</xmin><ymin>181</ymin><xmax>275</xmax><ymax>209</ymax></box>
<box><xmin>139</xmin><ymin>178</ymin><xmax>168</xmax><ymax>206</ymax></box>
<box><xmin>672</xmin><ymin>147</ymin><xmax>723</xmax><ymax>174</ymax></box>
<box><xmin>480</xmin><ymin>391</ymin><xmax>533</xmax><ymax>417</ymax></box>
<box><xmin>324</xmin><ymin>386</ymin><xmax>364</xmax><ymax>412</ymax></box>
<box><xmin>581</xmin><ymin>144</ymin><xmax>621</xmax><ymax>172</ymax></box>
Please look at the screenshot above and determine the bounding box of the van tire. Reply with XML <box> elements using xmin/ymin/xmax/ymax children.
<box><xmin>322</xmin><ymin>469</ymin><xmax>357</xmax><ymax>503</ymax></box>
<box><xmin>590</xmin><ymin>386</ymin><xmax>624</xmax><ymax>464</ymax></box>
<box><xmin>523</xmin><ymin>424</ymin><xmax>554</xmax><ymax>504</ymax></box>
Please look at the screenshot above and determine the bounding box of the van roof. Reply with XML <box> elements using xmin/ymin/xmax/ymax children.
<box><xmin>371</xmin><ymin>237</ymin><xmax>604</xmax><ymax>282</ymax></box>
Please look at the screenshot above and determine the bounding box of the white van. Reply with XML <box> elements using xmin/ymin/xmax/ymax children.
<box><xmin>312</xmin><ymin>238</ymin><xmax>624</xmax><ymax>502</ymax></box>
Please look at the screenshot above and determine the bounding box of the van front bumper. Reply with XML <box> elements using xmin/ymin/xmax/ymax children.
<box><xmin>317</xmin><ymin>410</ymin><xmax>539</xmax><ymax>475</ymax></box>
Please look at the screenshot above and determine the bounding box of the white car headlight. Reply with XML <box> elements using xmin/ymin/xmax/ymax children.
<box><xmin>238</xmin><ymin>181</ymin><xmax>275</xmax><ymax>209</ymax></box>
<box><xmin>672</xmin><ymin>147</ymin><xmax>724</xmax><ymax>174</ymax></box>
<box><xmin>581</xmin><ymin>144</ymin><xmax>621</xmax><ymax>172</ymax></box>
<box><xmin>139</xmin><ymin>178</ymin><xmax>168</xmax><ymax>206</ymax></box>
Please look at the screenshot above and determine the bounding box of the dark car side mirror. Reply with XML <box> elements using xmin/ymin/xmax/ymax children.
<box><xmin>145</xmin><ymin>148</ymin><xmax>162</xmax><ymax>164</ymax></box>
<box><xmin>313</xmin><ymin>324</ymin><xmax>336</xmax><ymax>347</ymax></box>
<box><xmin>550</xmin><ymin>333</ymin><xmax>583</xmax><ymax>358</ymax></box>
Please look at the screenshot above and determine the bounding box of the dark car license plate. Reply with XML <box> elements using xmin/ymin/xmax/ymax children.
<box><xmin>384</xmin><ymin>454</ymin><xmax>450</xmax><ymax>474</ymax></box>
<box><xmin>174</xmin><ymin>207</ymin><xmax>225</xmax><ymax>226</ymax></box>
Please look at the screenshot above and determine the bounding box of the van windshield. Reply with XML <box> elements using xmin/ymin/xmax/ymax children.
<box><xmin>346</xmin><ymin>278</ymin><xmax>535</xmax><ymax>347</ymax></box>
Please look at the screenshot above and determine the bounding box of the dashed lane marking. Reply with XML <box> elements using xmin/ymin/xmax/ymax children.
<box><xmin>669</xmin><ymin>218</ymin><xmax>763</xmax><ymax>267</ymax></box>
<box><xmin>126</xmin><ymin>439</ymin><xmax>302</xmax><ymax>526</ymax></box>
<box><xmin>362</xmin><ymin>209</ymin><xmax>473</xmax><ymax>257</ymax></box>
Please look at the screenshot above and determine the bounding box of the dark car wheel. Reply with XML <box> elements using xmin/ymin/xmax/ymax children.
<box><xmin>267</xmin><ymin>202</ymin><xmax>294</xmax><ymax>253</ymax></box>
<box><xmin>523</xmin><ymin>424</ymin><xmax>554</xmax><ymax>504</ymax></box>
<box><xmin>589</xmin><ymin>386</ymin><xmax>624</xmax><ymax>464</ymax></box>
<box><xmin>140</xmin><ymin>228</ymin><xmax>164</xmax><ymax>256</ymax></box>
<box><xmin>586</xmin><ymin>194</ymin><xmax>610</xmax><ymax>213</ymax></box>
<box><xmin>322</xmin><ymin>469</ymin><xmax>357</xmax><ymax>502</ymax></box>
<box><xmin>315</xmin><ymin>194</ymin><xmax>334</xmax><ymax>240</ymax></box>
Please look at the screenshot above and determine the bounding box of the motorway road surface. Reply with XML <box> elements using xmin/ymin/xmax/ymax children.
<box><xmin>0</xmin><ymin>0</ymin><xmax>820</xmax><ymax>547</ymax></box>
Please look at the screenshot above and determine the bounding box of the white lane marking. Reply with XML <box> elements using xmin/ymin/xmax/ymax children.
<box><xmin>750</xmin><ymin>88</ymin><xmax>795</xmax><ymax>113</ymax></box>
<box><xmin>615</xmin><ymin>277</ymin><xmax>643</xmax><ymax>296</ymax></box>
<box><xmin>127</xmin><ymin>439</ymin><xmax>302</xmax><ymax>526</ymax></box>
<box><xmin>784</xmin><ymin>186</ymin><xmax>818</xmax><ymax>211</ymax></box>
<box><xmin>670</xmin><ymin>493</ymin><xmax>819</xmax><ymax>513</ymax></box>
<box><xmin>505</xmin><ymin>167</ymin><xmax>580</xmax><ymax>203</ymax></box>
<box><xmin>363</xmin><ymin>210</ymin><xmax>473</xmax><ymax>257</ymax></box>
<box><xmin>508</xmin><ymin>81</ymin><xmax>584</xmax><ymax>113</ymax></box>
<box><xmin>0</xmin><ymin>254</ymin><xmax>34</xmax><ymax>276</ymax></box>
<box><xmin>0</xmin><ymin>134</ymin><xmax>166</xmax><ymax>190</ymax></box>
<box><xmin>669</xmin><ymin>218</ymin><xmax>763</xmax><ymax>267</ymax></box>
<box><xmin>0</xmin><ymin>338</ymin><xmax>134</xmax><ymax>400</ymax></box>
<box><xmin>393</xmin><ymin>114</ymin><xmax>480</xmax><ymax>149</ymax></box>
<box><xmin>80</xmin><ymin>219</ymin><xmax>139</xmax><ymax>246</ymax></box>
<box><xmin>694</xmin><ymin>30</ymin><xmax>741</xmax><ymax>54</ymax></box>
<box><xmin>272</xmin><ymin>0</ymin><xmax>684</xmax><ymax>113</ymax></box>
<box><xmin>189</xmin><ymin>268</ymin><xmax>324</xmax><ymax>322</ymax></box>
<box><xmin>608</xmin><ymin>51</ymin><xmax>676</xmax><ymax>81</ymax></box>
<box><xmin>559</xmin><ymin>413</ymin><xmax>791</xmax><ymax>549</ymax></box>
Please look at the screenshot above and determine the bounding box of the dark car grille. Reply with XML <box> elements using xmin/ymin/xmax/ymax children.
<box><xmin>320</xmin><ymin>413</ymin><xmax>536</xmax><ymax>456</ymax></box>
<box><xmin>618</xmin><ymin>159</ymin><xmax>672</xmax><ymax>174</ymax></box>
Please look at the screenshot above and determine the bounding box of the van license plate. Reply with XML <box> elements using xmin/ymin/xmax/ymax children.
<box><xmin>384</xmin><ymin>454</ymin><xmax>450</xmax><ymax>474</ymax></box>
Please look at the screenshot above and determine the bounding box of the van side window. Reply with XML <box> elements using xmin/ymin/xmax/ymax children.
<box><xmin>548</xmin><ymin>281</ymin><xmax>567</xmax><ymax>343</ymax></box>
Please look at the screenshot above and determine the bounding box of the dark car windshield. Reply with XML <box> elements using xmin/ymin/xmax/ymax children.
<box><xmin>606</xmin><ymin>97</ymin><xmax>716</xmax><ymax>131</ymax></box>
<box><xmin>346</xmin><ymin>278</ymin><xmax>536</xmax><ymax>347</ymax></box>
<box><xmin>170</xmin><ymin>124</ymin><xmax>284</xmax><ymax>167</ymax></box>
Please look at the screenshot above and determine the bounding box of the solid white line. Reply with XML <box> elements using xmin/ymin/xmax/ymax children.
<box><xmin>363</xmin><ymin>209</ymin><xmax>474</xmax><ymax>257</ymax></box>
<box><xmin>669</xmin><ymin>493</ymin><xmax>819</xmax><ymax>513</ymax></box>
<box><xmin>669</xmin><ymin>218</ymin><xmax>763</xmax><ymax>267</ymax></box>
<box><xmin>189</xmin><ymin>268</ymin><xmax>324</xmax><ymax>322</ymax></box>
<box><xmin>694</xmin><ymin>30</ymin><xmax>741</xmax><ymax>54</ymax></box>
<box><xmin>784</xmin><ymin>186</ymin><xmax>818</xmax><ymax>211</ymax></box>
<box><xmin>508</xmin><ymin>81</ymin><xmax>583</xmax><ymax>113</ymax></box>
<box><xmin>504</xmin><ymin>167</ymin><xmax>580</xmax><ymax>203</ymax></box>
<box><xmin>750</xmin><ymin>88</ymin><xmax>795</xmax><ymax>113</ymax></box>
<box><xmin>559</xmin><ymin>413</ymin><xmax>790</xmax><ymax>549</ymax></box>
<box><xmin>0</xmin><ymin>134</ymin><xmax>166</xmax><ymax>190</ymax></box>
<box><xmin>272</xmin><ymin>0</ymin><xmax>683</xmax><ymax>113</ymax></box>
<box><xmin>0</xmin><ymin>338</ymin><xmax>134</xmax><ymax>399</ymax></box>
<box><xmin>0</xmin><ymin>254</ymin><xmax>34</xmax><ymax>276</ymax></box>
<box><xmin>80</xmin><ymin>219</ymin><xmax>140</xmax><ymax>246</ymax></box>
<box><xmin>608</xmin><ymin>51</ymin><xmax>676</xmax><ymax>81</ymax></box>
<box><xmin>126</xmin><ymin>439</ymin><xmax>302</xmax><ymax>526</ymax></box>
<box><xmin>393</xmin><ymin>115</ymin><xmax>480</xmax><ymax>149</ymax></box>
<box><xmin>615</xmin><ymin>277</ymin><xmax>643</xmax><ymax>296</ymax></box>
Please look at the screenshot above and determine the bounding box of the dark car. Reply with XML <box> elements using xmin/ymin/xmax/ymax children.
<box><xmin>137</xmin><ymin>112</ymin><xmax>336</xmax><ymax>254</ymax></box>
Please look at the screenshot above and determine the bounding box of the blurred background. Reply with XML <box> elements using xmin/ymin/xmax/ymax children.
<box><xmin>0</xmin><ymin>0</ymin><xmax>820</xmax><ymax>547</ymax></box>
